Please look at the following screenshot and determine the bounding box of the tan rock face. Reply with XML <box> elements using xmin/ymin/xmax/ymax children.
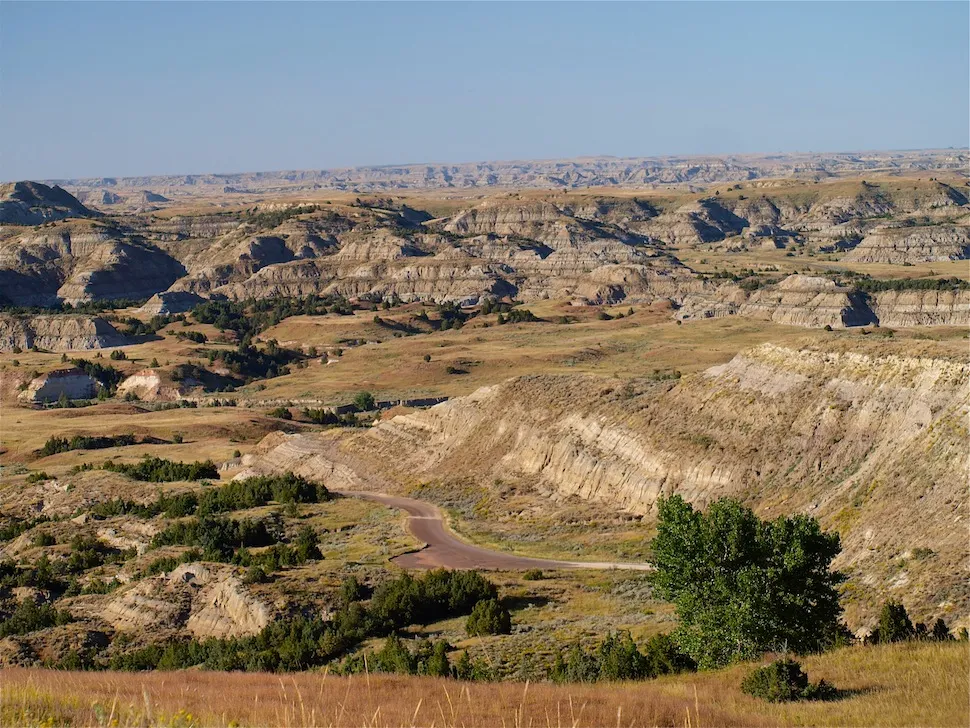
<box><xmin>0</xmin><ymin>314</ymin><xmax>128</xmax><ymax>352</ymax></box>
<box><xmin>17</xmin><ymin>368</ymin><xmax>99</xmax><ymax>403</ymax></box>
<box><xmin>738</xmin><ymin>275</ymin><xmax>876</xmax><ymax>328</ymax></box>
<box><xmin>844</xmin><ymin>225</ymin><xmax>970</xmax><ymax>264</ymax></box>
<box><xmin>103</xmin><ymin>563</ymin><xmax>270</xmax><ymax>639</ymax></box>
<box><xmin>116</xmin><ymin>368</ymin><xmax>187</xmax><ymax>402</ymax></box>
<box><xmin>870</xmin><ymin>289</ymin><xmax>970</xmax><ymax>327</ymax></box>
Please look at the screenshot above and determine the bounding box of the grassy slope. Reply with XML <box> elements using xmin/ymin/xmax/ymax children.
<box><xmin>1</xmin><ymin>642</ymin><xmax>965</xmax><ymax>727</ymax></box>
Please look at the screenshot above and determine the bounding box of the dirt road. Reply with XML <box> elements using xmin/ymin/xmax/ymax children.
<box><xmin>338</xmin><ymin>490</ymin><xmax>653</xmax><ymax>571</ymax></box>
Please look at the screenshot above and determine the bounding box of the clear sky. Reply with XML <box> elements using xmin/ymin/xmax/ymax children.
<box><xmin>2</xmin><ymin>1</ymin><xmax>967</xmax><ymax>180</ymax></box>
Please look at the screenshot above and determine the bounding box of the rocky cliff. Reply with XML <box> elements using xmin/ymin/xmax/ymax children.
<box><xmin>0</xmin><ymin>182</ymin><xmax>98</xmax><ymax>225</ymax></box>
<box><xmin>100</xmin><ymin>563</ymin><xmax>270</xmax><ymax>639</ymax></box>
<box><xmin>17</xmin><ymin>368</ymin><xmax>100</xmax><ymax>403</ymax></box>
<box><xmin>0</xmin><ymin>314</ymin><xmax>129</xmax><ymax>352</ymax></box>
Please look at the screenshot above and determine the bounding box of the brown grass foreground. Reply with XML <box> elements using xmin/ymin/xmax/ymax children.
<box><xmin>1</xmin><ymin>642</ymin><xmax>966</xmax><ymax>727</ymax></box>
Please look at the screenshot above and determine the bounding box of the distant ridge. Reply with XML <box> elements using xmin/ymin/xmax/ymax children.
<box><xmin>34</xmin><ymin>148</ymin><xmax>969</xmax><ymax>195</ymax></box>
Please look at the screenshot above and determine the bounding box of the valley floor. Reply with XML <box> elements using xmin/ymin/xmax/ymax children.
<box><xmin>1</xmin><ymin>642</ymin><xmax>965</xmax><ymax>727</ymax></box>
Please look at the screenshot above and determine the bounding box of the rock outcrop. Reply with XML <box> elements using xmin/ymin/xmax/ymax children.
<box><xmin>116</xmin><ymin>369</ymin><xmax>187</xmax><ymax>401</ymax></box>
<box><xmin>870</xmin><ymin>289</ymin><xmax>970</xmax><ymax>327</ymax></box>
<box><xmin>844</xmin><ymin>225</ymin><xmax>970</xmax><ymax>264</ymax></box>
<box><xmin>0</xmin><ymin>314</ymin><xmax>129</xmax><ymax>352</ymax></box>
<box><xmin>738</xmin><ymin>275</ymin><xmax>876</xmax><ymax>328</ymax></box>
<box><xmin>102</xmin><ymin>563</ymin><xmax>270</xmax><ymax>639</ymax></box>
<box><xmin>17</xmin><ymin>367</ymin><xmax>100</xmax><ymax>403</ymax></box>
<box><xmin>0</xmin><ymin>182</ymin><xmax>98</xmax><ymax>225</ymax></box>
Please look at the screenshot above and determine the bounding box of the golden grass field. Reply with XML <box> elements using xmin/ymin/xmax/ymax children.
<box><xmin>1</xmin><ymin>642</ymin><xmax>965</xmax><ymax>727</ymax></box>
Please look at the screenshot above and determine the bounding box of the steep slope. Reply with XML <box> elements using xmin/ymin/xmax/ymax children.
<box><xmin>0</xmin><ymin>182</ymin><xmax>98</xmax><ymax>225</ymax></box>
<box><xmin>0</xmin><ymin>314</ymin><xmax>130</xmax><ymax>352</ymax></box>
<box><xmin>844</xmin><ymin>224</ymin><xmax>970</xmax><ymax>264</ymax></box>
<box><xmin>0</xmin><ymin>220</ymin><xmax>185</xmax><ymax>305</ymax></box>
<box><xmin>246</xmin><ymin>341</ymin><xmax>969</xmax><ymax>627</ymax></box>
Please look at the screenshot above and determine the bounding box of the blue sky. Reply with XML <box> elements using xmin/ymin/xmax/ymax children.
<box><xmin>2</xmin><ymin>1</ymin><xmax>967</xmax><ymax>180</ymax></box>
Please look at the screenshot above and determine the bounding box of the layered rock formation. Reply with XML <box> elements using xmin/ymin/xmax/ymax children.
<box><xmin>0</xmin><ymin>314</ymin><xmax>129</xmax><ymax>352</ymax></box>
<box><xmin>0</xmin><ymin>182</ymin><xmax>98</xmax><ymax>225</ymax></box>
<box><xmin>0</xmin><ymin>221</ymin><xmax>185</xmax><ymax>305</ymax></box>
<box><xmin>844</xmin><ymin>224</ymin><xmax>970</xmax><ymax>264</ymax></box>
<box><xmin>245</xmin><ymin>341</ymin><xmax>969</xmax><ymax>625</ymax></box>
<box><xmin>677</xmin><ymin>275</ymin><xmax>970</xmax><ymax>328</ymax></box>
<box><xmin>1</xmin><ymin>179</ymin><xmax>966</xmax><ymax>323</ymax></box>
<box><xmin>870</xmin><ymin>289</ymin><xmax>970</xmax><ymax>327</ymax></box>
<box><xmin>737</xmin><ymin>275</ymin><xmax>876</xmax><ymax>328</ymax></box>
<box><xmin>116</xmin><ymin>369</ymin><xmax>187</xmax><ymax>401</ymax></box>
<box><xmin>102</xmin><ymin>563</ymin><xmax>270</xmax><ymax>639</ymax></box>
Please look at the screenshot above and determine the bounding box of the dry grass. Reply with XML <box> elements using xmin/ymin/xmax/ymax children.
<box><xmin>1</xmin><ymin>642</ymin><xmax>965</xmax><ymax>727</ymax></box>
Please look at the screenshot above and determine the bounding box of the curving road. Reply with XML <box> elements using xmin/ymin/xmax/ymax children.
<box><xmin>337</xmin><ymin>490</ymin><xmax>653</xmax><ymax>572</ymax></box>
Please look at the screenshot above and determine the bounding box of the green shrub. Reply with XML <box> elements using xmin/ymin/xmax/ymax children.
<box><xmin>931</xmin><ymin>618</ymin><xmax>954</xmax><ymax>641</ymax></box>
<box><xmin>25</xmin><ymin>472</ymin><xmax>51</xmax><ymax>484</ymax></box>
<box><xmin>353</xmin><ymin>391</ymin><xmax>375</xmax><ymax>412</ymax></box>
<box><xmin>465</xmin><ymin>598</ymin><xmax>511</xmax><ymax>636</ymax></box>
<box><xmin>31</xmin><ymin>532</ymin><xmax>55</xmax><ymax>547</ymax></box>
<box><xmin>102</xmin><ymin>455</ymin><xmax>218</xmax><ymax>482</ymax></box>
<box><xmin>0</xmin><ymin>599</ymin><xmax>73</xmax><ymax>637</ymax></box>
<box><xmin>522</xmin><ymin>568</ymin><xmax>545</xmax><ymax>581</ymax></box>
<box><xmin>39</xmin><ymin>434</ymin><xmax>136</xmax><ymax>457</ymax></box>
<box><xmin>550</xmin><ymin>632</ymin><xmax>695</xmax><ymax>684</ymax></box>
<box><xmin>741</xmin><ymin>658</ymin><xmax>836</xmax><ymax>702</ymax></box>
<box><xmin>268</xmin><ymin>406</ymin><xmax>292</xmax><ymax>420</ymax></box>
<box><xmin>243</xmin><ymin>565</ymin><xmax>269</xmax><ymax>584</ymax></box>
<box><xmin>872</xmin><ymin>600</ymin><xmax>914</xmax><ymax>644</ymax></box>
<box><xmin>302</xmin><ymin>407</ymin><xmax>339</xmax><ymax>425</ymax></box>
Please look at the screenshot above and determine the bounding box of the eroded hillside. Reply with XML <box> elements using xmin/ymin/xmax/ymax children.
<box><xmin>243</xmin><ymin>340</ymin><xmax>969</xmax><ymax>630</ymax></box>
<box><xmin>1</xmin><ymin>176</ymin><xmax>967</xmax><ymax>334</ymax></box>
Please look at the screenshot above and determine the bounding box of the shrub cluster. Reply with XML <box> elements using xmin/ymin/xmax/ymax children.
<box><xmin>0</xmin><ymin>599</ymin><xmax>73</xmax><ymax>637</ymax></box>
<box><xmin>120</xmin><ymin>314</ymin><xmax>181</xmax><ymax>337</ymax></box>
<box><xmin>465</xmin><ymin>598</ymin><xmax>511</xmax><ymax>636</ymax></box>
<box><xmin>151</xmin><ymin>516</ymin><xmax>280</xmax><ymax>560</ymax></box>
<box><xmin>102</xmin><ymin>456</ymin><xmax>219</xmax><ymax>482</ymax></box>
<box><xmin>68</xmin><ymin>358</ymin><xmax>125</xmax><ymax>393</ymax></box>
<box><xmin>741</xmin><ymin>658</ymin><xmax>836</xmax><ymax>702</ymax></box>
<box><xmin>368</xmin><ymin>569</ymin><xmax>497</xmax><ymax>634</ymax></box>
<box><xmin>89</xmin><ymin>473</ymin><xmax>330</xmax><ymax>520</ymax></box>
<box><xmin>38</xmin><ymin>433</ymin><xmax>136</xmax><ymax>456</ymax></box>
<box><xmin>550</xmin><ymin>632</ymin><xmax>695</xmax><ymax>683</ymax></box>
<box><xmin>866</xmin><ymin>600</ymin><xmax>954</xmax><ymax>644</ymax></box>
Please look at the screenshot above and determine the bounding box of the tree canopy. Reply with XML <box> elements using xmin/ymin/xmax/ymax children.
<box><xmin>650</xmin><ymin>495</ymin><xmax>845</xmax><ymax>668</ymax></box>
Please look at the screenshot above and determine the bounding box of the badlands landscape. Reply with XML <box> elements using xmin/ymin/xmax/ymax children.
<box><xmin>0</xmin><ymin>153</ymin><xmax>968</xmax><ymax>725</ymax></box>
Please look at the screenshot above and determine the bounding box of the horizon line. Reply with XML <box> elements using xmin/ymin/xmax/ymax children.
<box><xmin>25</xmin><ymin>145</ymin><xmax>969</xmax><ymax>186</ymax></box>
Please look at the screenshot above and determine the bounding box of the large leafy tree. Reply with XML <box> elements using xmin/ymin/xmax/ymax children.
<box><xmin>650</xmin><ymin>495</ymin><xmax>845</xmax><ymax>669</ymax></box>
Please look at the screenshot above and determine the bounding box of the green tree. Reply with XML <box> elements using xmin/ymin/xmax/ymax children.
<box><xmin>875</xmin><ymin>601</ymin><xmax>914</xmax><ymax>643</ymax></box>
<box><xmin>465</xmin><ymin>598</ymin><xmax>511</xmax><ymax>636</ymax></box>
<box><xmin>931</xmin><ymin>618</ymin><xmax>953</xmax><ymax>642</ymax></box>
<box><xmin>424</xmin><ymin>641</ymin><xmax>451</xmax><ymax>677</ymax></box>
<box><xmin>353</xmin><ymin>391</ymin><xmax>376</xmax><ymax>411</ymax></box>
<box><xmin>650</xmin><ymin>495</ymin><xmax>844</xmax><ymax>668</ymax></box>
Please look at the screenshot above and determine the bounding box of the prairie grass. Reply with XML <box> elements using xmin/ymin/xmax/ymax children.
<box><xmin>1</xmin><ymin>642</ymin><xmax>965</xmax><ymax>727</ymax></box>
